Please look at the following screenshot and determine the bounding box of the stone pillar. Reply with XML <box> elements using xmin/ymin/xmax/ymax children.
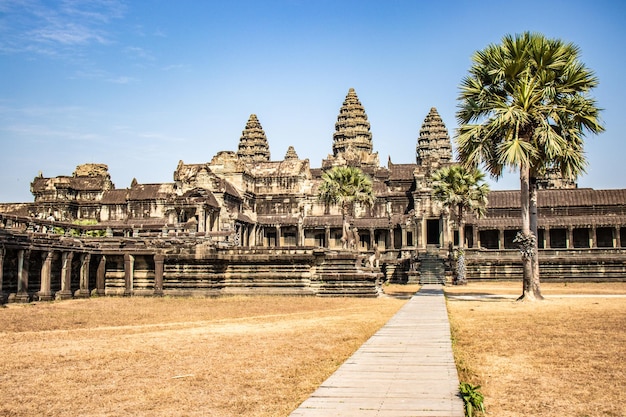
<box><xmin>325</xmin><ymin>226</ymin><xmax>330</xmax><ymax>248</ymax></box>
<box><xmin>198</xmin><ymin>207</ymin><xmax>206</xmax><ymax>233</ymax></box>
<box><xmin>498</xmin><ymin>228</ymin><xmax>504</xmax><ymax>250</ymax></box>
<box><xmin>0</xmin><ymin>246</ymin><xmax>5</xmax><ymax>304</ymax></box>
<box><xmin>75</xmin><ymin>253</ymin><xmax>91</xmax><ymax>298</ymax></box>
<box><xmin>473</xmin><ymin>226</ymin><xmax>479</xmax><ymax>249</ymax></box>
<box><xmin>96</xmin><ymin>255</ymin><xmax>106</xmax><ymax>296</ymax></box>
<box><xmin>420</xmin><ymin>217</ymin><xmax>427</xmax><ymax>249</ymax></box>
<box><xmin>369</xmin><ymin>228</ymin><xmax>375</xmax><ymax>250</ymax></box>
<box><xmin>616</xmin><ymin>226</ymin><xmax>621</xmax><ymax>248</ymax></box>
<box><xmin>567</xmin><ymin>226</ymin><xmax>573</xmax><ymax>249</ymax></box>
<box><xmin>14</xmin><ymin>249</ymin><xmax>30</xmax><ymax>303</ymax></box>
<box><xmin>124</xmin><ymin>253</ymin><xmax>134</xmax><ymax>296</ymax></box>
<box><xmin>56</xmin><ymin>252</ymin><xmax>74</xmax><ymax>300</ymax></box>
<box><xmin>38</xmin><ymin>251</ymin><xmax>54</xmax><ymax>301</ymax></box>
<box><xmin>401</xmin><ymin>226</ymin><xmax>407</xmax><ymax>249</ymax></box>
<box><xmin>544</xmin><ymin>227</ymin><xmax>551</xmax><ymax>249</ymax></box>
<box><xmin>154</xmin><ymin>253</ymin><xmax>164</xmax><ymax>296</ymax></box>
<box><xmin>388</xmin><ymin>227</ymin><xmax>395</xmax><ymax>250</ymax></box>
<box><xmin>591</xmin><ymin>225</ymin><xmax>597</xmax><ymax>248</ymax></box>
<box><xmin>275</xmin><ymin>226</ymin><xmax>281</xmax><ymax>248</ymax></box>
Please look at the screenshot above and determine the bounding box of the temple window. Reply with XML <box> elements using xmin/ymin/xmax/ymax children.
<box><xmin>550</xmin><ymin>228</ymin><xmax>567</xmax><ymax>248</ymax></box>
<box><xmin>596</xmin><ymin>227</ymin><xmax>614</xmax><ymax>248</ymax></box>
<box><xmin>479</xmin><ymin>230</ymin><xmax>499</xmax><ymax>249</ymax></box>
<box><xmin>504</xmin><ymin>230</ymin><xmax>519</xmax><ymax>249</ymax></box>
<box><xmin>573</xmin><ymin>228</ymin><xmax>590</xmax><ymax>248</ymax></box>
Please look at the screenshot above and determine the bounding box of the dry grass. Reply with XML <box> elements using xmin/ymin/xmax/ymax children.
<box><xmin>0</xmin><ymin>295</ymin><xmax>406</xmax><ymax>417</ymax></box>
<box><xmin>446</xmin><ymin>282</ymin><xmax>626</xmax><ymax>417</ymax></box>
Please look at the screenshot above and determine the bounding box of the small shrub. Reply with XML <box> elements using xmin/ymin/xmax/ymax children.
<box><xmin>459</xmin><ymin>381</ymin><xmax>485</xmax><ymax>417</ymax></box>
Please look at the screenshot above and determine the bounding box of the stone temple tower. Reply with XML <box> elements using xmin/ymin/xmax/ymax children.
<box><xmin>323</xmin><ymin>88</ymin><xmax>379</xmax><ymax>168</ymax></box>
<box><xmin>416</xmin><ymin>107</ymin><xmax>452</xmax><ymax>167</ymax></box>
<box><xmin>237</xmin><ymin>114</ymin><xmax>270</xmax><ymax>162</ymax></box>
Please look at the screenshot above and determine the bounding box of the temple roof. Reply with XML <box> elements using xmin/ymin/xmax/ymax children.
<box><xmin>237</xmin><ymin>114</ymin><xmax>270</xmax><ymax>162</ymax></box>
<box><xmin>128</xmin><ymin>183</ymin><xmax>175</xmax><ymax>201</ymax></box>
<box><xmin>487</xmin><ymin>189</ymin><xmax>626</xmax><ymax>208</ymax></box>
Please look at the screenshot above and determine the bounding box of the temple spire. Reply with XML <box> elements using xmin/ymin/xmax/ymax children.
<box><xmin>237</xmin><ymin>114</ymin><xmax>270</xmax><ymax>162</ymax></box>
<box><xmin>416</xmin><ymin>107</ymin><xmax>452</xmax><ymax>166</ymax></box>
<box><xmin>323</xmin><ymin>88</ymin><xmax>379</xmax><ymax>168</ymax></box>
<box><xmin>284</xmin><ymin>146</ymin><xmax>299</xmax><ymax>160</ymax></box>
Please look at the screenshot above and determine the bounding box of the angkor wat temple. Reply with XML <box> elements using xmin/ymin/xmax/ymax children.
<box><xmin>1</xmin><ymin>88</ymin><xmax>625</xmax><ymax>301</ymax></box>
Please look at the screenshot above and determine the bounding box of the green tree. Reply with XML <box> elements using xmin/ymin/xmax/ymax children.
<box><xmin>317</xmin><ymin>166</ymin><xmax>375</xmax><ymax>218</ymax></box>
<box><xmin>432</xmin><ymin>165</ymin><xmax>489</xmax><ymax>284</ymax></box>
<box><xmin>456</xmin><ymin>32</ymin><xmax>604</xmax><ymax>300</ymax></box>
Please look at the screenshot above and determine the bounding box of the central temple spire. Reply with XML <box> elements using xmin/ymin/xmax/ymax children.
<box><xmin>323</xmin><ymin>88</ymin><xmax>379</xmax><ymax>168</ymax></box>
<box><xmin>237</xmin><ymin>114</ymin><xmax>270</xmax><ymax>162</ymax></box>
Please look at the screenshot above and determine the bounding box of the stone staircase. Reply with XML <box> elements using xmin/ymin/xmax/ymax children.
<box><xmin>419</xmin><ymin>252</ymin><xmax>445</xmax><ymax>284</ymax></box>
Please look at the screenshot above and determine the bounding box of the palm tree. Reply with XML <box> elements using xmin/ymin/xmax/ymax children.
<box><xmin>317</xmin><ymin>166</ymin><xmax>375</xmax><ymax>249</ymax></box>
<box><xmin>432</xmin><ymin>165</ymin><xmax>489</xmax><ymax>284</ymax></box>
<box><xmin>456</xmin><ymin>32</ymin><xmax>603</xmax><ymax>300</ymax></box>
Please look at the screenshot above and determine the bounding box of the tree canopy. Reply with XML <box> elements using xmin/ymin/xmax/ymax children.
<box><xmin>317</xmin><ymin>166</ymin><xmax>375</xmax><ymax>217</ymax></box>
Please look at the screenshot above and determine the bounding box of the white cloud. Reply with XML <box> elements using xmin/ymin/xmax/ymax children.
<box><xmin>0</xmin><ymin>0</ymin><xmax>126</xmax><ymax>52</ymax></box>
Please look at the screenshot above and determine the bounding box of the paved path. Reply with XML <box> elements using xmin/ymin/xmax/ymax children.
<box><xmin>290</xmin><ymin>284</ymin><xmax>464</xmax><ymax>417</ymax></box>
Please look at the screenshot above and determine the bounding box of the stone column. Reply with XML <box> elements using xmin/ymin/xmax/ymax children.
<box><xmin>154</xmin><ymin>253</ymin><xmax>164</xmax><ymax>296</ymax></box>
<box><xmin>616</xmin><ymin>226</ymin><xmax>621</xmax><ymax>248</ymax></box>
<box><xmin>275</xmin><ymin>226</ymin><xmax>281</xmax><ymax>248</ymax></box>
<box><xmin>124</xmin><ymin>253</ymin><xmax>134</xmax><ymax>296</ymax></box>
<box><xmin>56</xmin><ymin>252</ymin><xmax>73</xmax><ymax>300</ymax></box>
<box><xmin>472</xmin><ymin>226</ymin><xmax>479</xmax><ymax>249</ymax></box>
<box><xmin>591</xmin><ymin>225</ymin><xmax>597</xmax><ymax>248</ymax></box>
<box><xmin>0</xmin><ymin>246</ymin><xmax>5</xmax><ymax>304</ymax></box>
<box><xmin>38</xmin><ymin>251</ymin><xmax>54</xmax><ymax>301</ymax></box>
<box><xmin>567</xmin><ymin>226</ymin><xmax>573</xmax><ymax>249</ymax></box>
<box><xmin>325</xmin><ymin>226</ymin><xmax>330</xmax><ymax>248</ymax></box>
<box><xmin>498</xmin><ymin>228</ymin><xmax>504</xmax><ymax>250</ymax></box>
<box><xmin>96</xmin><ymin>255</ymin><xmax>106</xmax><ymax>296</ymax></box>
<box><xmin>198</xmin><ymin>207</ymin><xmax>206</xmax><ymax>233</ymax></box>
<box><xmin>401</xmin><ymin>226</ymin><xmax>407</xmax><ymax>249</ymax></box>
<box><xmin>75</xmin><ymin>253</ymin><xmax>91</xmax><ymax>298</ymax></box>
<box><xmin>388</xmin><ymin>227</ymin><xmax>395</xmax><ymax>250</ymax></box>
<box><xmin>420</xmin><ymin>218</ymin><xmax>427</xmax><ymax>249</ymax></box>
<box><xmin>369</xmin><ymin>228</ymin><xmax>375</xmax><ymax>250</ymax></box>
<box><xmin>15</xmin><ymin>249</ymin><xmax>30</xmax><ymax>303</ymax></box>
<box><xmin>544</xmin><ymin>227</ymin><xmax>551</xmax><ymax>249</ymax></box>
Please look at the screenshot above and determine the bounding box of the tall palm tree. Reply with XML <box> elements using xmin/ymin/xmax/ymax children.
<box><xmin>317</xmin><ymin>166</ymin><xmax>375</xmax><ymax>249</ymax></box>
<box><xmin>456</xmin><ymin>32</ymin><xmax>604</xmax><ymax>300</ymax></box>
<box><xmin>432</xmin><ymin>165</ymin><xmax>489</xmax><ymax>284</ymax></box>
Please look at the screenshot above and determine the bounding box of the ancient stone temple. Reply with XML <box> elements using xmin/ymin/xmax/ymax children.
<box><xmin>0</xmin><ymin>88</ymin><xmax>625</xmax><ymax>302</ymax></box>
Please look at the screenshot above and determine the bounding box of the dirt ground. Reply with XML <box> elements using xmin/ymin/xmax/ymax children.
<box><xmin>446</xmin><ymin>281</ymin><xmax>626</xmax><ymax>417</ymax></box>
<box><xmin>0</xmin><ymin>296</ymin><xmax>406</xmax><ymax>417</ymax></box>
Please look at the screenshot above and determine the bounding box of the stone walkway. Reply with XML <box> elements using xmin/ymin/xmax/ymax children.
<box><xmin>289</xmin><ymin>284</ymin><xmax>465</xmax><ymax>417</ymax></box>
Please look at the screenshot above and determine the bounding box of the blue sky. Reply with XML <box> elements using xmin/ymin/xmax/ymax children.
<box><xmin>1</xmin><ymin>0</ymin><xmax>624</xmax><ymax>202</ymax></box>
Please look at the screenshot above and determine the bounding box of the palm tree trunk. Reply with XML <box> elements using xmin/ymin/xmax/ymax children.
<box><xmin>518</xmin><ymin>165</ymin><xmax>535</xmax><ymax>301</ymax></box>
<box><xmin>529</xmin><ymin>176</ymin><xmax>544</xmax><ymax>300</ymax></box>
<box><xmin>457</xmin><ymin>203</ymin><xmax>465</xmax><ymax>250</ymax></box>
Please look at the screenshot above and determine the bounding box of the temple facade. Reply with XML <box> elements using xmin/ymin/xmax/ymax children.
<box><xmin>0</xmin><ymin>88</ymin><xmax>625</xmax><ymax>299</ymax></box>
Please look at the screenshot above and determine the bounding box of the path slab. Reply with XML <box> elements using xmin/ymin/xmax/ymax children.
<box><xmin>289</xmin><ymin>284</ymin><xmax>464</xmax><ymax>417</ymax></box>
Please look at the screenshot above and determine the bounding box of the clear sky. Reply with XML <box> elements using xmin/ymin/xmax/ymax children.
<box><xmin>1</xmin><ymin>0</ymin><xmax>624</xmax><ymax>202</ymax></box>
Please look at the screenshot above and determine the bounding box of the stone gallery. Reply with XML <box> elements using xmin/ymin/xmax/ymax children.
<box><xmin>0</xmin><ymin>88</ymin><xmax>625</xmax><ymax>301</ymax></box>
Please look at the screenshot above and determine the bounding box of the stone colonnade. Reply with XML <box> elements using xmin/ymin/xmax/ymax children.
<box><xmin>0</xmin><ymin>247</ymin><xmax>164</xmax><ymax>303</ymax></box>
<box><xmin>471</xmin><ymin>225</ymin><xmax>625</xmax><ymax>250</ymax></box>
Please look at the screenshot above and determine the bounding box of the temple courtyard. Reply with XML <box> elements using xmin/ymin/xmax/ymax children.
<box><xmin>1</xmin><ymin>282</ymin><xmax>624</xmax><ymax>417</ymax></box>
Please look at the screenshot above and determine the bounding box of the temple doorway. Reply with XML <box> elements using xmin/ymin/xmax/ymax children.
<box><xmin>426</xmin><ymin>219</ymin><xmax>440</xmax><ymax>246</ymax></box>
